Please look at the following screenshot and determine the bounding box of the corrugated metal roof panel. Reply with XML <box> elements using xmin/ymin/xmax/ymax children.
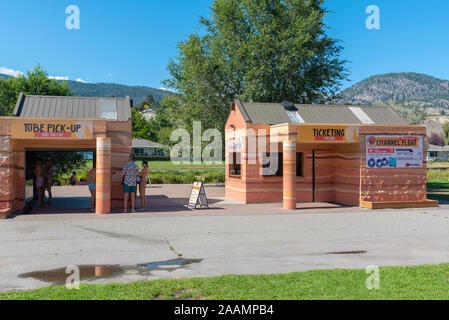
<box><xmin>360</xmin><ymin>106</ymin><xmax>409</xmax><ymax>125</ymax></box>
<box><xmin>297</xmin><ymin>105</ymin><xmax>362</xmax><ymax>124</ymax></box>
<box><xmin>240</xmin><ymin>102</ymin><xmax>291</xmax><ymax>125</ymax></box>
<box><xmin>13</xmin><ymin>94</ymin><xmax>132</xmax><ymax>121</ymax></box>
<box><xmin>132</xmin><ymin>138</ymin><xmax>167</xmax><ymax>148</ymax></box>
<box><xmin>236</xmin><ymin>101</ymin><xmax>409</xmax><ymax>125</ymax></box>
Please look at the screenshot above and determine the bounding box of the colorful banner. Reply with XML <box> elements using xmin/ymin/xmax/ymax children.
<box><xmin>366</xmin><ymin>135</ymin><xmax>423</xmax><ymax>168</ymax></box>
<box><xmin>12</xmin><ymin>120</ymin><xmax>93</xmax><ymax>140</ymax></box>
<box><xmin>298</xmin><ymin>125</ymin><xmax>359</xmax><ymax>143</ymax></box>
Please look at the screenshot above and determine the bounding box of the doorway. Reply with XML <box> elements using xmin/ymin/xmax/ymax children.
<box><xmin>25</xmin><ymin>149</ymin><xmax>96</xmax><ymax>212</ymax></box>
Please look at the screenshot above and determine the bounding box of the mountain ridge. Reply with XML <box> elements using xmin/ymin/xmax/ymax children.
<box><xmin>3</xmin><ymin>71</ymin><xmax>449</xmax><ymax>110</ymax></box>
<box><xmin>0</xmin><ymin>73</ymin><xmax>172</xmax><ymax>105</ymax></box>
<box><xmin>334</xmin><ymin>72</ymin><xmax>449</xmax><ymax>109</ymax></box>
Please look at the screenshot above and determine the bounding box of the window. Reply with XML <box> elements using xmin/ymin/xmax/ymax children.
<box><xmin>263</xmin><ymin>153</ymin><xmax>283</xmax><ymax>177</ymax></box>
<box><xmin>296</xmin><ymin>152</ymin><xmax>304</xmax><ymax>177</ymax></box>
<box><xmin>229</xmin><ymin>152</ymin><xmax>241</xmax><ymax>176</ymax></box>
<box><xmin>262</xmin><ymin>152</ymin><xmax>304</xmax><ymax>177</ymax></box>
<box><xmin>134</xmin><ymin>148</ymin><xmax>146</xmax><ymax>156</ymax></box>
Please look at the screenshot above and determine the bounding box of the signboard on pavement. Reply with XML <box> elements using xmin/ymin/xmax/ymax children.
<box><xmin>187</xmin><ymin>182</ymin><xmax>209</xmax><ymax>209</ymax></box>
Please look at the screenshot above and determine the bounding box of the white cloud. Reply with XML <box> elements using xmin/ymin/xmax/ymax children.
<box><xmin>0</xmin><ymin>67</ymin><xmax>91</xmax><ymax>84</ymax></box>
<box><xmin>48</xmin><ymin>75</ymin><xmax>69</xmax><ymax>81</ymax></box>
<box><xmin>158</xmin><ymin>87</ymin><xmax>175</xmax><ymax>93</ymax></box>
<box><xmin>0</xmin><ymin>67</ymin><xmax>24</xmax><ymax>78</ymax></box>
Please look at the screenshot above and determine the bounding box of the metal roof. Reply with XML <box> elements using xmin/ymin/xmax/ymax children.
<box><xmin>428</xmin><ymin>144</ymin><xmax>449</xmax><ymax>152</ymax></box>
<box><xmin>13</xmin><ymin>93</ymin><xmax>132</xmax><ymax>121</ymax></box>
<box><xmin>132</xmin><ymin>138</ymin><xmax>167</xmax><ymax>148</ymax></box>
<box><xmin>235</xmin><ymin>100</ymin><xmax>409</xmax><ymax>125</ymax></box>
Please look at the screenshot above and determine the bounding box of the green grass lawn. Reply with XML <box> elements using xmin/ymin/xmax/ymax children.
<box><xmin>427</xmin><ymin>161</ymin><xmax>449</xmax><ymax>169</ymax></box>
<box><xmin>146</xmin><ymin>161</ymin><xmax>225</xmax><ymax>184</ymax></box>
<box><xmin>56</xmin><ymin>160</ymin><xmax>225</xmax><ymax>186</ymax></box>
<box><xmin>145</xmin><ymin>161</ymin><xmax>225</xmax><ymax>172</ymax></box>
<box><xmin>2</xmin><ymin>264</ymin><xmax>449</xmax><ymax>300</ymax></box>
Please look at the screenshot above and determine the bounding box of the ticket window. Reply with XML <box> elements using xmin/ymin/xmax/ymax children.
<box><xmin>229</xmin><ymin>152</ymin><xmax>241</xmax><ymax>177</ymax></box>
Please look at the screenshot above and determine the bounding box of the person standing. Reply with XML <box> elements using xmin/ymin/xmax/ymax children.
<box><xmin>87</xmin><ymin>166</ymin><xmax>96</xmax><ymax>212</ymax></box>
<box><xmin>34</xmin><ymin>161</ymin><xmax>45</xmax><ymax>207</ymax></box>
<box><xmin>122</xmin><ymin>154</ymin><xmax>139</xmax><ymax>213</ymax></box>
<box><xmin>69</xmin><ymin>172</ymin><xmax>78</xmax><ymax>186</ymax></box>
<box><xmin>138</xmin><ymin>161</ymin><xmax>149</xmax><ymax>211</ymax></box>
<box><xmin>44</xmin><ymin>159</ymin><xmax>56</xmax><ymax>204</ymax></box>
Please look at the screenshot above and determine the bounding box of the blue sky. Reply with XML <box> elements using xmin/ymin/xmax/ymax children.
<box><xmin>0</xmin><ymin>0</ymin><xmax>448</xmax><ymax>90</ymax></box>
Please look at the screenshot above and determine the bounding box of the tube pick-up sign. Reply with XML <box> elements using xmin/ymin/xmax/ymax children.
<box><xmin>12</xmin><ymin>120</ymin><xmax>93</xmax><ymax>139</ymax></box>
<box><xmin>366</xmin><ymin>135</ymin><xmax>423</xmax><ymax>168</ymax></box>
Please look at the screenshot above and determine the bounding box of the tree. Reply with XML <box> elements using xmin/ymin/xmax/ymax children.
<box><xmin>164</xmin><ymin>0</ymin><xmax>348</xmax><ymax>132</ymax></box>
<box><xmin>0</xmin><ymin>65</ymin><xmax>73</xmax><ymax>116</ymax></box>
<box><xmin>428</xmin><ymin>132</ymin><xmax>445</xmax><ymax>147</ymax></box>
<box><xmin>0</xmin><ymin>78</ymin><xmax>17</xmax><ymax>116</ymax></box>
<box><xmin>142</xmin><ymin>94</ymin><xmax>155</xmax><ymax>106</ymax></box>
<box><xmin>131</xmin><ymin>108</ymin><xmax>152</xmax><ymax>139</ymax></box>
<box><xmin>402</xmin><ymin>102</ymin><xmax>427</xmax><ymax>125</ymax></box>
<box><xmin>443</xmin><ymin>122</ymin><xmax>449</xmax><ymax>146</ymax></box>
<box><xmin>138</xmin><ymin>94</ymin><xmax>156</xmax><ymax>111</ymax></box>
<box><xmin>387</xmin><ymin>100</ymin><xmax>427</xmax><ymax>125</ymax></box>
<box><xmin>34</xmin><ymin>151</ymin><xmax>89</xmax><ymax>181</ymax></box>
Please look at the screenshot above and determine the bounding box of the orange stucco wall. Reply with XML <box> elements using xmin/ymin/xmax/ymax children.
<box><xmin>359</xmin><ymin>126</ymin><xmax>427</xmax><ymax>203</ymax></box>
<box><xmin>225</xmin><ymin>104</ymin><xmax>428</xmax><ymax>207</ymax></box>
<box><xmin>0</xmin><ymin>117</ymin><xmax>131</xmax><ymax>212</ymax></box>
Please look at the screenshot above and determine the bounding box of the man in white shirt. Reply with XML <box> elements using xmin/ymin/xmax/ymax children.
<box><xmin>122</xmin><ymin>154</ymin><xmax>139</xmax><ymax>213</ymax></box>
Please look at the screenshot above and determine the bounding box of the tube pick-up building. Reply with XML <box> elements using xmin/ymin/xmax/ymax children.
<box><xmin>225</xmin><ymin>100</ymin><xmax>437</xmax><ymax>210</ymax></box>
<box><xmin>0</xmin><ymin>94</ymin><xmax>132</xmax><ymax>218</ymax></box>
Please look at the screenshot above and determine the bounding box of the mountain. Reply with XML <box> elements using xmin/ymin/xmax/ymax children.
<box><xmin>334</xmin><ymin>72</ymin><xmax>449</xmax><ymax>109</ymax></box>
<box><xmin>0</xmin><ymin>73</ymin><xmax>172</xmax><ymax>105</ymax></box>
<box><xmin>66</xmin><ymin>80</ymin><xmax>172</xmax><ymax>105</ymax></box>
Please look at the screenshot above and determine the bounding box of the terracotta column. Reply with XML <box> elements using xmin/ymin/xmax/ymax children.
<box><xmin>0</xmin><ymin>135</ymin><xmax>13</xmax><ymax>212</ymax></box>
<box><xmin>283</xmin><ymin>140</ymin><xmax>297</xmax><ymax>210</ymax></box>
<box><xmin>96</xmin><ymin>137</ymin><xmax>111</xmax><ymax>214</ymax></box>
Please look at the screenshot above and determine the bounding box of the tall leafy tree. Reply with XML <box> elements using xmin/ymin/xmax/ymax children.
<box><xmin>0</xmin><ymin>65</ymin><xmax>73</xmax><ymax>116</ymax></box>
<box><xmin>131</xmin><ymin>108</ymin><xmax>152</xmax><ymax>139</ymax></box>
<box><xmin>443</xmin><ymin>122</ymin><xmax>449</xmax><ymax>146</ymax></box>
<box><xmin>164</xmin><ymin>0</ymin><xmax>348</xmax><ymax>132</ymax></box>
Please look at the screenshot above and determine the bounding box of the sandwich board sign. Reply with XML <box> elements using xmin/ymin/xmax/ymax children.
<box><xmin>188</xmin><ymin>182</ymin><xmax>209</xmax><ymax>209</ymax></box>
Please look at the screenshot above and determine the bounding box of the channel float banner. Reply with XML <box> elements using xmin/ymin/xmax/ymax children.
<box><xmin>298</xmin><ymin>125</ymin><xmax>359</xmax><ymax>143</ymax></box>
<box><xmin>366</xmin><ymin>135</ymin><xmax>423</xmax><ymax>168</ymax></box>
<box><xmin>12</xmin><ymin>119</ymin><xmax>93</xmax><ymax>139</ymax></box>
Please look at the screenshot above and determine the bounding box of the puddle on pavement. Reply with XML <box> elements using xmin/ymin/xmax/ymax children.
<box><xmin>19</xmin><ymin>258</ymin><xmax>202</xmax><ymax>285</ymax></box>
<box><xmin>20</xmin><ymin>265</ymin><xmax>123</xmax><ymax>284</ymax></box>
<box><xmin>326</xmin><ymin>251</ymin><xmax>367</xmax><ymax>255</ymax></box>
<box><xmin>138</xmin><ymin>258</ymin><xmax>202</xmax><ymax>269</ymax></box>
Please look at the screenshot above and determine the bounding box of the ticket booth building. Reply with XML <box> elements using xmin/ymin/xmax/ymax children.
<box><xmin>0</xmin><ymin>94</ymin><xmax>132</xmax><ymax>215</ymax></box>
<box><xmin>225</xmin><ymin>100</ymin><xmax>437</xmax><ymax>209</ymax></box>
